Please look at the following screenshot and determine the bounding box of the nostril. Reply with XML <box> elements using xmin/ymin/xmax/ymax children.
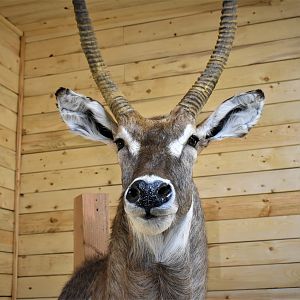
<box><xmin>126</xmin><ymin>186</ymin><xmax>140</xmax><ymax>203</ymax></box>
<box><xmin>55</xmin><ymin>87</ymin><xmax>66</xmax><ymax>97</ymax></box>
<box><xmin>157</xmin><ymin>183</ymin><xmax>172</xmax><ymax>199</ymax></box>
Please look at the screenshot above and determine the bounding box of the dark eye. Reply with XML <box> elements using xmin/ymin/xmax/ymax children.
<box><xmin>187</xmin><ymin>135</ymin><xmax>199</xmax><ymax>148</ymax></box>
<box><xmin>115</xmin><ymin>138</ymin><xmax>125</xmax><ymax>151</ymax></box>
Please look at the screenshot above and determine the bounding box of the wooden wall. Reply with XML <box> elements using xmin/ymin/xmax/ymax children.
<box><xmin>0</xmin><ymin>15</ymin><xmax>21</xmax><ymax>300</ymax></box>
<box><xmin>17</xmin><ymin>0</ymin><xmax>300</xmax><ymax>298</ymax></box>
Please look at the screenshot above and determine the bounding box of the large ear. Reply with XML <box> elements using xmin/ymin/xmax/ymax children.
<box><xmin>55</xmin><ymin>87</ymin><xmax>117</xmax><ymax>143</ymax></box>
<box><xmin>197</xmin><ymin>90</ymin><xmax>264</xmax><ymax>142</ymax></box>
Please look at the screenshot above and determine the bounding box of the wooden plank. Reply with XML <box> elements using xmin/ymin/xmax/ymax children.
<box><xmin>20</xmin><ymin>211</ymin><xmax>300</xmax><ymax>245</ymax></box>
<box><xmin>125</xmin><ymin>37</ymin><xmax>300</xmax><ymax>82</ymax></box>
<box><xmin>17</xmin><ymin>275</ymin><xmax>69</xmax><ymax>298</ymax></box>
<box><xmin>195</xmin><ymin>145</ymin><xmax>300</xmax><ymax>177</ymax></box>
<box><xmin>25</xmin><ymin>57</ymin><xmax>300</xmax><ymax>105</ymax></box>
<box><xmin>0</xmin><ymin>145</ymin><xmax>15</xmax><ymax>171</ymax></box>
<box><xmin>0</xmin><ymin>187</ymin><xmax>14</xmax><ymax>211</ymax></box>
<box><xmin>124</xmin><ymin>0</ymin><xmax>300</xmax><ymax>44</ymax></box>
<box><xmin>19</xmin><ymin>232</ymin><xmax>73</xmax><ymax>255</ymax></box>
<box><xmin>20</xmin><ymin>161</ymin><xmax>300</xmax><ymax>196</ymax></box>
<box><xmin>0</xmin><ymin>230</ymin><xmax>13</xmax><ymax>253</ymax></box>
<box><xmin>21</xmin><ymin>0</ymin><xmax>294</xmax><ymax>43</ymax></box>
<box><xmin>0</xmin><ymin>208</ymin><xmax>14</xmax><ymax>232</ymax></box>
<box><xmin>195</xmin><ymin>168</ymin><xmax>300</xmax><ymax>199</ymax></box>
<box><xmin>15</xmin><ymin>263</ymin><xmax>300</xmax><ymax>296</ymax></box>
<box><xmin>20</xmin><ymin>143</ymin><xmax>300</xmax><ymax>180</ymax></box>
<box><xmin>23</xmin><ymin>79</ymin><xmax>300</xmax><ymax>115</ymax></box>
<box><xmin>21</xmin><ymin>121</ymin><xmax>300</xmax><ymax>154</ymax></box>
<box><xmin>20</xmin><ymin>185</ymin><xmax>120</xmax><ymax>214</ymax></box>
<box><xmin>0</xmin><ymin>105</ymin><xmax>17</xmax><ymax>132</ymax></box>
<box><xmin>22</xmin><ymin>100</ymin><xmax>300</xmax><ymax>135</ymax></box>
<box><xmin>0</xmin><ymin>165</ymin><xmax>15</xmax><ymax>190</ymax></box>
<box><xmin>120</xmin><ymin>58</ymin><xmax>300</xmax><ymax>101</ymax></box>
<box><xmin>0</xmin><ymin>20</ymin><xmax>20</xmax><ymax>55</ymax></box>
<box><xmin>20</xmin><ymin>0</ymin><xmax>226</xmax><ymax>42</ymax></box>
<box><xmin>0</xmin><ymin>252</ymin><xmax>12</xmax><ymax>274</ymax></box>
<box><xmin>0</xmin><ymin>63</ymin><xmax>19</xmax><ymax>93</ymax></box>
<box><xmin>0</xmin><ymin>124</ymin><xmax>17</xmax><ymax>151</ymax></box>
<box><xmin>0</xmin><ymin>84</ymin><xmax>18</xmax><ymax>112</ymax></box>
<box><xmin>21</xmin><ymin>129</ymin><xmax>98</xmax><ymax>153</ymax></box>
<box><xmin>19</xmin><ymin>210</ymin><xmax>73</xmax><ymax>235</ymax></box>
<box><xmin>208</xmin><ymin>239</ymin><xmax>300</xmax><ymax>267</ymax></box>
<box><xmin>18</xmin><ymin>253</ymin><xmax>73</xmax><ymax>276</ymax></box>
<box><xmin>14</xmin><ymin>264</ymin><xmax>300</xmax><ymax>297</ymax></box>
<box><xmin>24</xmin><ymin>65</ymin><xmax>124</xmax><ymax>97</ymax></box>
<box><xmin>6</xmin><ymin>0</ymin><xmax>165</xmax><ymax>26</ymax></box>
<box><xmin>207</xmin><ymin>215</ymin><xmax>300</xmax><ymax>244</ymax></box>
<box><xmin>12</xmin><ymin>34</ymin><xmax>25</xmax><ymax>300</ymax></box>
<box><xmin>18</xmin><ymin>213</ymin><xmax>300</xmax><ymax>245</ymax></box>
<box><xmin>203</xmin><ymin>191</ymin><xmax>300</xmax><ymax>221</ymax></box>
<box><xmin>0</xmin><ymin>14</ymin><xmax>22</xmax><ymax>36</ymax></box>
<box><xmin>19</xmin><ymin>184</ymin><xmax>300</xmax><ymax>223</ymax></box>
<box><xmin>20</xmin><ymin>164</ymin><xmax>121</xmax><ymax>193</ymax></box>
<box><xmin>25</xmin><ymin>34</ymin><xmax>300</xmax><ymax>80</ymax></box>
<box><xmin>23</xmin><ymin>18</ymin><xmax>300</xmax><ymax>82</ymax></box>
<box><xmin>18</xmin><ymin>298</ymin><xmax>55</xmax><ymax>300</ymax></box>
<box><xmin>21</xmin><ymin>145</ymin><xmax>116</xmax><ymax>173</ymax></box>
<box><xmin>16</xmin><ymin>238</ymin><xmax>300</xmax><ymax>275</ymax></box>
<box><xmin>208</xmin><ymin>263</ymin><xmax>300</xmax><ymax>290</ymax></box>
<box><xmin>0</xmin><ymin>274</ymin><xmax>12</xmax><ymax>296</ymax></box>
<box><xmin>207</xmin><ymin>288</ymin><xmax>300</xmax><ymax>299</ymax></box>
<box><xmin>74</xmin><ymin>194</ymin><xmax>109</xmax><ymax>268</ymax></box>
<box><xmin>0</xmin><ymin>252</ymin><xmax>13</xmax><ymax>274</ymax></box>
<box><xmin>0</xmin><ymin>41</ymin><xmax>20</xmax><ymax>75</ymax></box>
<box><xmin>25</xmin><ymin>27</ymin><xmax>124</xmax><ymax>61</ymax></box>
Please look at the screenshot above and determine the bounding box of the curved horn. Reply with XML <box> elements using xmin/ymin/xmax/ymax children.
<box><xmin>175</xmin><ymin>0</ymin><xmax>237</xmax><ymax>117</ymax></box>
<box><xmin>72</xmin><ymin>0</ymin><xmax>135</xmax><ymax>121</ymax></box>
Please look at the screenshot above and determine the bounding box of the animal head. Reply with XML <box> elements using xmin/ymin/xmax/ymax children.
<box><xmin>56</xmin><ymin>0</ymin><xmax>264</xmax><ymax>236</ymax></box>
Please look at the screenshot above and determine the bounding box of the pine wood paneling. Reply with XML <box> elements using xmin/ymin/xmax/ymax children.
<box><xmin>18</xmin><ymin>253</ymin><xmax>73</xmax><ymax>276</ymax></box>
<box><xmin>208</xmin><ymin>263</ymin><xmax>300</xmax><ymax>290</ymax></box>
<box><xmin>17</xmin><ymin>275</ymin><xmax>70</xmax><ymax>298</ymax></box>
<box><xmin>0</xmin><ymin>85</ymin><xmax>18</xmax><ymax>113</ymax></box>
<box><xmin>21</xmin><ymin>100</ymin><xmax>300</xmax><ymax>135</ymax></box>
<box><xmin>19</xmin><ymin>232</ymin><xmax>73</xmax><ymax>255</ymax></box>
<box><xmin>7</xmin><ymin>0</ymin><xmax>300</xmax><ymax>298</ymax></box>
<box><xmin>207</xmin><ymin>288</ymin><xmax>300</xmax><ymax>300</ymax></box>
<box><xmin>23</xmin><ymin>78</ymin><xmax>300</xmax><ymax>116</ymax></box>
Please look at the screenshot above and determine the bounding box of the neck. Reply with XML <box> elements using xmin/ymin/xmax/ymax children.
<box><xmin>103</xmin><ymin>189</ymin><xmax>207</xmax><ymax>299</ymax></box>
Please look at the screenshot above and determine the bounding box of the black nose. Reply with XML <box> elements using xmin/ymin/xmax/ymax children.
<box><xmin>55</xmin><ymin>87</ymin><xmax>69</xmax><ymax>97</ymax></box>
<box><xmin>125</xmin><ymin>180</ymin><xmax>173</xmax><ymax>211</ymax></box>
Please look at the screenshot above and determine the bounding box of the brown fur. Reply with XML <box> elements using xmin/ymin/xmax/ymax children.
<box><xmin>56</xmin><ymin>84</ymin><xmax>264</xmax><ymax>299</ymax></box>
<box><xmin>59</xmin><ymin>113</ymin><xmax>208</xmax><ymax>299</ymax></box>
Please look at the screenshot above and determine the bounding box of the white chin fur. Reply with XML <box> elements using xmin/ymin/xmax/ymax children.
<box><xmin>128</xmin><ymin>214</ymin><xmax>176</xmax><ymax>236</ymax></box>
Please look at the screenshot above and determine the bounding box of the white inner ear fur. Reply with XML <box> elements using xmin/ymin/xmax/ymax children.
<box><xmin>57</xmin><ymin>89</ymin><xmax>116</xmax><ymax>142</ymax></box>
<box><xmin>168</xmin><ymin>124</ymin><xmax>195</xmax><ymax>157</ymax></box>
<box><xmin>118</xmin><ymin>126</ymin><xmax>141</xmax><ymax>156</ymax></box>
<box><xmin>197</xmin><ymin>91</ymin><xmax>264</xmax><ymax>140</ymax></box>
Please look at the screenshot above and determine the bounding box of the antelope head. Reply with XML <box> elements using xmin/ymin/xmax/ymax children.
<box><xmin>56</xmin><ymin>0</ymin><xmax>264</xmax><ymax>237</ymax></box>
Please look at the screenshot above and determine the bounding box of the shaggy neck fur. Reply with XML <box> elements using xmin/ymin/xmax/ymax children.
<box><xmin>97</xmin><ymin>185</ymin><xmax>207</xmax><ymax>300</ymax></box>
<box><xmin>59</xmin><ymin>185</ymin><xmax>207</xmax><ymax>300</ymax></box>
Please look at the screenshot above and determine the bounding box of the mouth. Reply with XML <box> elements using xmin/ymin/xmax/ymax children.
<box><xmin>144</xmin><ymin>211</ymin><xmax>157</xmax><ymax>219</ymax></box>
<box><xmin>125</xmin><ymin>204</ymin><xmax>178</xmax><ymax>235</ymax></box>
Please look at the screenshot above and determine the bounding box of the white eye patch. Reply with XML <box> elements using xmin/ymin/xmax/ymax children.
<box><xmin>168</xmin><ymin>124</ymin><xmax>195</xmax><ymax>157</ymax></box>
<box><xmin>118</xmin><ymin>126</ymin><xmax>141</xmax><ymax>156</ymax></box>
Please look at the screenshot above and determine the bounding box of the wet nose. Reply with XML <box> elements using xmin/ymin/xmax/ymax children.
<box><xmin>125</xmin><ymin>180</ymin><xmax>173</xmax><ymax>211</ymax></box>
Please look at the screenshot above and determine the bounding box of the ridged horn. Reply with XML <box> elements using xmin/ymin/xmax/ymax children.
<box><xmin>72</xmin><ymin>0</ymin><xmax>135</xmax><ymax>121</ymax></box>
<box><xmin>175</xmin><ymin>0</ymin><xmax>237</xmax><ymax>117</ymax></box>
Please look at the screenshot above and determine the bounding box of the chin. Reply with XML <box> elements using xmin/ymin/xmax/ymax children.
<box><xmin>128</xmin><ymin>214</ymin><xmax>176</xmax><ymax>236</ymax></box>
